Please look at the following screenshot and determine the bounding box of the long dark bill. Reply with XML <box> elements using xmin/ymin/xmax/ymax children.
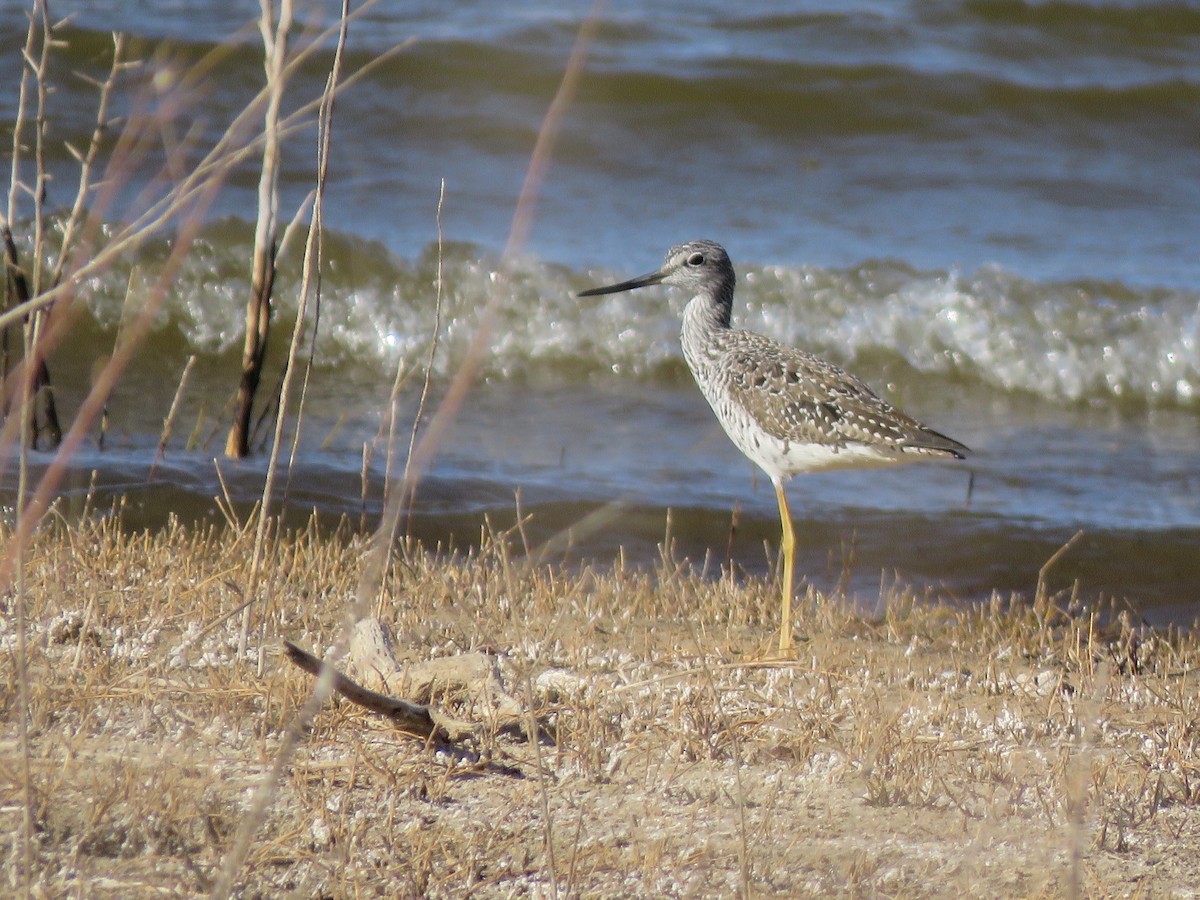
<box><xmin>576</xmin><ymin>269</ymin><xmax>667</xmax><ymax>297</ymax></box>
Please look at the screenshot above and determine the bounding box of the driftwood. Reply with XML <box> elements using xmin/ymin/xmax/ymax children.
<box><xmin>284</xmin><ymin>617</ymin><xmax>529</xmax><ymax>743</ymax></box>
<box><xmin>283</xmin><ymin>640</ymin><xmax>477</xmax><ymax>743</ymax></box>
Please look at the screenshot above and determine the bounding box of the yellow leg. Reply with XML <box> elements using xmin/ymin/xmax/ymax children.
<box><xmin>773</xmin><ymin>479</ymin><xmax>796</xmax><ymax>654</ymax></box>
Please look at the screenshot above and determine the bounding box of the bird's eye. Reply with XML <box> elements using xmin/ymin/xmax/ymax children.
<box><xmin>687</xmin><ymin>252</ymin><xmax>705</xmax><ymax>266</ymax></box>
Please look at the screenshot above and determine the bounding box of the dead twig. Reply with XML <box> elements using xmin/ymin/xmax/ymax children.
<box><xmin>400</xmin><ymin>177</ymin><xmax>447</xmax><ymax>539</ymax></box>
<box><xmin>149</xmin><ymin>355</ymin><xmax>196</xmax><ymax>482</ymax></box>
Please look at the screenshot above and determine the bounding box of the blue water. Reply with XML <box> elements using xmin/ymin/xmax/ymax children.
<box><xmin>9</xmin><ymin>0</ymin><xmax>1196</xmax><ymax>287</ymax></box>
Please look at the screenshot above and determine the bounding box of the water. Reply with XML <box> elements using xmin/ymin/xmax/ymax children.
<box><xmin>1</xmin><ymin>1</ymin><xmax>1198</xmax><ymax>624</ymax></box>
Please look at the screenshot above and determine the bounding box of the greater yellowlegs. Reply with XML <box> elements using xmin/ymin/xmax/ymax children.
<box><xmin>578</xmin><ymin>239</ymin><xmax>969</xmax><ymax>654</ymax></box>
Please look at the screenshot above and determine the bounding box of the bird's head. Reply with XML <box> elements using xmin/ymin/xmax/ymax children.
<box><xmin>577</xmin><ymin>239</ymin><xmax>733</xmax><ymax>298</ymax></box>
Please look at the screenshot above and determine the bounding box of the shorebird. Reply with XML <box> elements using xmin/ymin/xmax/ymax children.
<box><xmin>578</xmin><ymin>240</ymin><xmax>969</xmax><ymax>654</ymax></box>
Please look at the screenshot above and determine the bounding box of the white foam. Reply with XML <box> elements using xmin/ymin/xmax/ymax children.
<box><xmin>70</xmin><ymin>234</ymin><xmax>1200</xmax><ymax>407</ymax></box>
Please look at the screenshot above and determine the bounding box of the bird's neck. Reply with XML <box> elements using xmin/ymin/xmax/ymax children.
<box><xmin>682</xmin><ymin>285</ymin><xmax>734</xmax><ymax>336</ymax></box>
<box><xmin>681</xmin><ymin>288</ymin><xmax>734</xmax><ymax>374</ymax></box>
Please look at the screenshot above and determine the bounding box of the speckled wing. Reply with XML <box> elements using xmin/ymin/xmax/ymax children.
<box><xmin>714</xmin><ymin>330</ymin><xmax>969</xmax><ymax>458</ymax></box>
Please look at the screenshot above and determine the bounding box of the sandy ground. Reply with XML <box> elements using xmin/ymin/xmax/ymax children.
<box><xmin>3</xmin><ymin>518</ymin><xmax>1200</xmax><ymax>898</ymax></box>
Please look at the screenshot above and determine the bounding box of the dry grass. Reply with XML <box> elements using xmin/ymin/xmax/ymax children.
<box><xmin>1</xmin><ymin>514</ymin><xmax>1199</xmax><ymax>897</ymax></box>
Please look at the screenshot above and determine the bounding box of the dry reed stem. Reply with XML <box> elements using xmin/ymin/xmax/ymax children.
<box><xmin>385</xmin><ymin>5</ymin><xmax>600</xmax><ymax>548</ymax></box>
<box><xmin>503</xmin><ymin>5</ymin><xmax>600</xmax><ymax>261</ymax></box>
<box><xmin>378</xmin><ymin>356</ymin><xmax>407</xmax><ymax>527</ymax></box>
<box><xmin>149</xmin><ymin>355</ymin><xmax>197</xmax><ymax>482</ymax></box>
<box><xmin>225</xmin><ymin>0</ymin><xmax>293</xmax><ymax>462</ymax></box>
<box><xmin>9</xmin><ymin>6</ymin><xmax>62</xmax><ymax>890</ymax></box>
<box><xmin>371</xmin><ymin>177</ymin><xmax>445</xmax><ymax>598</ymax></box>
<box><xmin>27</xmin><ymin>0</ymin><xmax>50</xmax><ymax>299</ymax></box>
<box><xmin>1037</xmin><ymin>529</ymin><xmax>1085</xmax><ymax>607</ymax></box>
<box><xmin>212</xmin><ymin>3</ymin><xmax>354</xmax><ymax>894</ymax></box>
<box><xmin>11</xmin><ymin>316</ymin><xmax>33</xmax><ymax>900</ymax></box>
<box><xmin>400</xmin><ymin>177</ymin><xmax>447</xmax><ymax>539</ymax></box>
<box><xmin>279</xmin><ymin>186</ymin><xmax>320</xmax><ymax>494</ymax></box>
<box><xmin>232</xmin><ymin>186</ymin><xmax>317</xmax><ymax>651</ymax></box>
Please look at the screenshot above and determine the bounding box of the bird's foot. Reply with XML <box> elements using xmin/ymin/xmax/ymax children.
<box><xmin>740</xmin><ymin>632</ymin><xmax>804</xmax><ymax>663</ymax></box>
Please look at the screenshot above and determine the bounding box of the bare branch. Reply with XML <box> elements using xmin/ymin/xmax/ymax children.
<box><xmin>52</xmin><ymin>33</ymin><xmax>126</xmax><ymax>288</ymax></box>
<box><xmin>391</xmin><ymin>7</ymin><xmax>600</xmax><ymax>525</ymax></box>
<box><xmin>4</xmin><ymin>8</ymin><xmax>38</xmax><ymax>233</ymax></box>
<box><xmin>31</xmin><ymin>0</ymin><xmax>52</xmax><ymax>297</ymax></box>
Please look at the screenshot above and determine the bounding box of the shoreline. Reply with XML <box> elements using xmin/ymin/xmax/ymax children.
<box><xmin>3</xmin><ymin>517</ymin><xmax>1200</xmax><ymax>896</ymax></box>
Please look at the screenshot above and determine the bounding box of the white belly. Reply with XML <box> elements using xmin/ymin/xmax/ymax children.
<box><xmin>717</xmin><ymin>408</ymin><xmax>906</xmax><ymax>483</ymax></box>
